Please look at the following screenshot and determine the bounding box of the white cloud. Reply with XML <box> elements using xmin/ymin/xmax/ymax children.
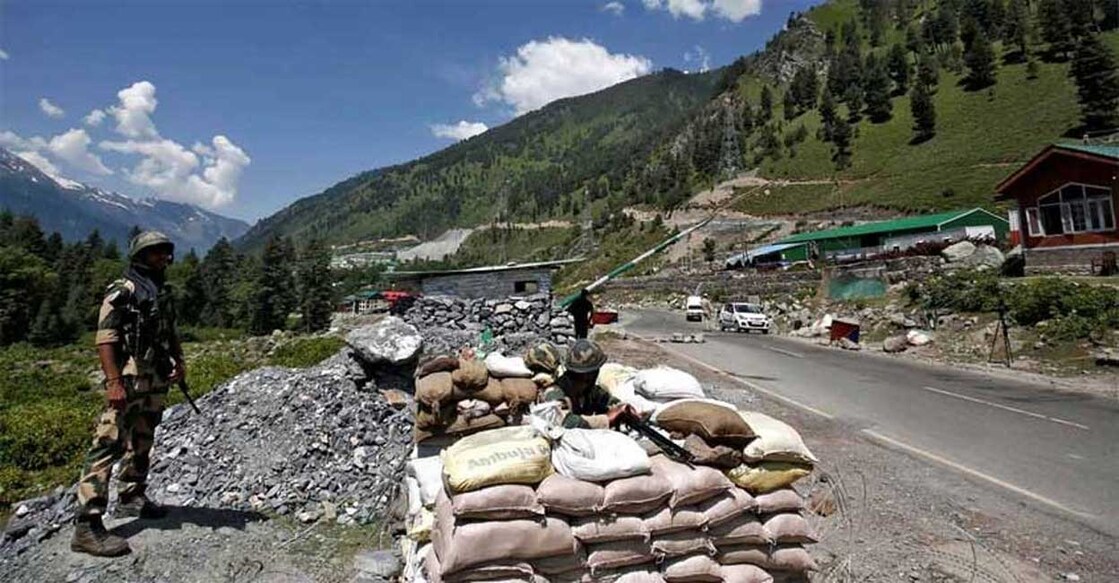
<box><xmin>14</xmin><ymin>150</ymin><xmax>61</xmax><ymax>177</ymax></box>
<box><xmin>109</xmin><ymin>81</ymin><xmax>159</xmax><ymax>139</ymax></box>
<box><xmin>101</xmin><ymin>135</ymin><xmax>250</xmax><ymax>208</ymax></box>
<box><xmin>643</xmin><ymin>0</ymin><xmax>761</xmax><ymax>22</ymax></box>
<box><xmin>430</xmin><ymin>120</ymin><xmax>489</xmax><ymax>141</ymax></box>
<box><xmin>0</xmin><ymin>49</ymin><xmax>9</xmax><ymax>60</ymax></box>
<box><xmin>684</xmin><ymin>45</ymin><xmax>712</xmax><ymax>72</ymax></box>
<box><xmin>39</xmin><ymin>98</ymin><xmax>65</xmax><ymax>118</ymax></box>
<box><xmin>602</xmin><ymin>2</ymin><xmax>625</xmax><ymax>16</ymax></box>
<box><xmin>84</xmin><ymin>109</ymin><xmax>107</xmax><ymax>126</ymax></box>
<box><xmin>476</xmin><ymin>37</ymin><xmax>652</xmax><ymax>115</ymax></box>
<box><xmin>0</xmin><ymin>130</ymin><xmax>47</xmax><ymax>151</ymax></box>
<box><xmin>48</xmin><ymin>129</ymin><xmax>112</xmax><ymax>175</ymax></box>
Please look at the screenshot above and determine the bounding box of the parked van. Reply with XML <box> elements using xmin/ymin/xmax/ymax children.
<box><xmin>685</xmin><ymin>295</ymin><xmax>705</xmax><ymax>321</ymax></box>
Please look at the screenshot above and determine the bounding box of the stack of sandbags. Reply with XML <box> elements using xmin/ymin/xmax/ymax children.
<box><xmin>597</xmin><ymin>363</ymin><xmax>661</xmax><ymax>416</ymax></box>
<box><xmin>413</xmin><ymin>352</ymin><xmax>543</xmax><ymax>442</ymax></box>
<box><xmin>632</xmin><ymin>366</ymin><xmax>706</xmax><ymax>403</ymax></box>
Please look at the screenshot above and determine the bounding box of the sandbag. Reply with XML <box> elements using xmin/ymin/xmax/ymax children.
<box><xmin>662</xmin><ymin>554</ymin><xmax>722</xmax><ymax>583</ymax></box>
<box><xmin>725</xmin><ymin>462</ymin><xmax>812</xmax><ymax>495</ymax></box>
<box><xmin>407</xmin><ymin>456</ymin><xmax>445</xmax><ymax>508</ymax></box>
<box><xmin>501</xmin><ymin>378</ymin><xmax>540</xmax><ymax>409</ymax></box>
<box><xmin>424</xmin><ymin>548</ymin><xmax>535</xmax><ymax>583</ymax></box>
<box><xmin>719</xmin><ymin>564</ymin><xmax>774</xmax><ymax>583</ymax></box>
<box><xmin>416</xmin><ymin>414</ymin><xmax>506</xmax><ymax>442</ymax></box>
<box><xmin>405</xmin><ymin>476</ymin><xmax>423</xmax><ymax>516</ymax></box>
<box><xmin>417</xmin><ymin>354</ymin><xmax>460</xmax><ymax>378</ymax></box>
<box><xmin>418</xmin><ymin>372</ymin><xmax>456</xmax><ymax>407</ymax></box>
<box><xmin>572</xmin><ymin>515</ymin><xmax>649</xmax><ymax>543</ymax></box>
<box><xmin>585</xmin><ymin>540</ymin><xmax>655</xmax><ymax>575</ymax></box>
<box><xmin>612</xmin><ymin>570</ymin><xmax>667</xmax><ymax>583</ymax></box>
<box><xmin>651</xmin><ymin>532</ymin><xmax>716</xmax><ymax>559</ymax></box>
<box><xmin>763</xmin><ymin>513</ymin><xmax>817</xmax><ymax>544</ymax></box>
<box><xmin>536</xmin><ymin>474</ymin><xmax>605</xmax><ymax>517</ymax></box>
<box><xmin>602</xmin><ymin>472</ymin><xmax>673</xmax><ymax>514</ymax></box>
<box><xmin>452</xmin><ymin>358</ymin><xmax>490</xmax><ymax>391</ymax></box>
<box><xmin>682</xmin><ymin>435</ymin><xmax>744</xmax><ymax>469</ymax></box>
<box><xmin>532</xmin><ymin>372</ymin><xmax>556</xmax><ymax>387</ymax></box>
<box><xmin>643</xmin><ymin>506</ymin><xmax>707</xmax><ymax>536</ymax></box>
<box><xmin>753</xmin><ymin>489</ymin><xmax>804</xmax><ymax>515</ymax></box>
<box><xmin>717</xmin><ymin>544</ymin><xmax>817</xmax><ymax>573</ymax></box>
<box><xmin>739</xmin><ymin>412</ymin><xmax>817</xmax><ymax>465</ymax></box>
<box><xmin>654</xmin><ymin>399</ymin><xmax>754</xmax><ymax>447</ymax></box>
<box><xmin>473</xmin><ymin>377</ymin><xmax>507</xmax><ymax>406</ymax></box>
<box><xmin>531</xmin><ymin>551</ymin><xmax>587</xmax><ymax>576</ymax></box>
<box><xmin>416</xmin><ymin>402</ymin><xmax>457</xmax><ymax>431</ymax></box>
<box><xmin>452</xmin><ymin>484</ymin><xmax>544</xmax><ymax>520</ymax></box>
<box><xmin>597</xmin><ymin>363</ymin><xmax>638</xmax><ymax>393</ymax></box>
<box><xmin>407</xmin><ymin>506</ymin><xmax>434</xmax><ymax>543</ymax></box>
<box><xmin>697</xmin><ymin>488</ymin><xmax>756</xmax><ymax>528</ymax></box>
<box><xmin>485</xmin><ymin>352</ymin><xmax>534</xmax><ymax>378</ymax></box>
<box><xmin>552</xmin><ymin>428</ymin><xmax>651</xmax><ymax>482</ymax></box>
<box><xmin>650</xmin><ymin>455</ymin><xmax>732</xmax><ymax>507</ymax></box>
<box><xmin>709</xmin><ymin>515</ymin><xmax>770</xmax><ymax>547</ymax></box>
<box><xmin>442</xmin><ymin>426</ymin><xmax>552</xmax><ymax>493</ymax></box>
<box><xmin>633</xmin><ymin>367</ymin><xmax>705</xmax><ymax>401</ymax></box>
<box><xmin>433</xmin><ymin>491</ymin><xmax>576</xmax><ymax>575</ymax></box>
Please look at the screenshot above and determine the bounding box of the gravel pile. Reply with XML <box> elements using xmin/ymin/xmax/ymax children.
<box><xmin>404</xmin><ymin>294</ymin><xmax>576</xmax><ymax>350</ymax></box>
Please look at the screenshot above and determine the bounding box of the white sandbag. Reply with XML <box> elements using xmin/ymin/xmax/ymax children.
<box><xmin>485</xmin><ymin>352</ymin><xmax>534</xmax><ymax>378</ymax></box>
<box><xmin>552</xmin><ymin>428</ymin><xmax>651</xmax><ymax>482</ymax></box>
<box><xmin>405</xmin><ymin>476</ymin><xmax>423</xmax><ymax>516</ymax></box>
<box><xmin>739</xmin><ymin>412</ymin><xmax>817</xmax><ymax>465</ymax></box>
<box><xmin>606</xmin><ymin>378</ymin><xmax>661</xmax><ymax>416</ymax></box>
<box><xmin>598</xmin><ymin>363</ymin><xmax>638</xmax><ymax>393</ymax></box>
<box><xmin>407</xmin><ymin>456</ymin><xmax>445</xmax><ymax>508</ymax></box>
<box><xmin>633</xmin><ymin>367</ymin><xmax>705</xmax><ymax>401</ymax></box>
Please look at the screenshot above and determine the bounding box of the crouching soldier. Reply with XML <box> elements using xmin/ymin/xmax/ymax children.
<box><xmin>71</xmin><ymin>231</ymin><xmax>185</xmax><ymax>557</ymax></box>
<box><xmin>538</xmin><ymin>339</ymin><xmax>634</xmax><ymax>429</ymax></box>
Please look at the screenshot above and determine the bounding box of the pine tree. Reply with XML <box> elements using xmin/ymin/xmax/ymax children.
<box><xmin>298</xmin><ymin>238</ymin><xmax>334</xmax><ymax>332</ymax></box>
<box><xmin>965</xmin><ymin>33</ymin><xmax>998</xmax><ymax>88</ymax></box>
<box><xmin>864</xmin><ymin>53</ymin><xmax>894</xmax><ymax>122</ymax></box>
<box><xmin>783</xmin><ymin>90</ymin><xmax>799</xmax><ymax>120</ymax></box>
<box><xmin>906</xmin><ymin>23</ymin><xmax>924</xmax><ymax>54</ymax></box>
<box><xmin>918</xmin><ymin>52</ymin><xmax>940</xmax><ymax>90</ymax></box>
<box><xmin>759</xmin><ymin>86</ymin><xmax>774</xmax><ymax>122</ymax></box>
<box><xmin>1070</xmin><ymin>34</ymin><xmax>1119</xmax><ymax>131</ymax></box>
<box><xmin>910</xmin><ymin>80</ymin><xmax>937</xmax><ymax>142</ymax></box>
<box><xmin>44</xmin><ymin>232</ymin><xmax>63</xmax><ymax>265</ymax></box>
<box><xmin>819</xmin><ymin>88</ymin><xmax>839</xmax><ymax>142</ymax></box>
<box><xmin>85</xmin><ymin>229</ymin><xmax>104</xmax><ymax>258</ymax></box>
<box><xmin>845</xmin><ymin>84</ymin><xmax>865</xmax><ymax>123</ymax></box>
<box><xmin>831</xmin><ymin>115</ymin><xmax>853</xmax><ymax>171</ymax></box>
<box><xmin>1003</xmin><ymin>0</ymin><xmax>1034</xmax><ymax>59</ymax></box>
<box><xmin>1038</xmin><ymin>0</ymin><xmax>1075</xmax><ymax>59</ymax></box>
<box><xmin>127</xmin><ymin>225</ymin><xmax>142</xmax><ymax>246</ymax></box>
<box><xmin>201</xmin><ymin>238</ymin><xmax>237</xmax><ymax>328</ymax></box>
<box><xmin>887</xmin><ymin>43</ymin><xmax>911</xmax><ymax>94</ymax></box>
<box><xmin>250</xmin><ymin>235</ymin><xmax>296</xmax><ymax>335</ymax></box>
<box><xmin>171</xmin><ymin>250</ymin><xmax>206</xmax><ymax>327</ymax></box>
<box><xmin>1104</xmin><ymin>0</ymin><xmax>1119</xmax><ymax>31</ymax></box>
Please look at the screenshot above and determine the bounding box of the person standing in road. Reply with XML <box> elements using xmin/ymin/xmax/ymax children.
<box><xmin>701</xmin><ymin>294</ymin><xmax>716</xmax><ymax>331</ymax></box>
<box><xmin>567</xmin><ymin>288</ymin><xmax>594</xmax><ymax>339</ymax></box>
<box><xmin>71</xmin><ymin>231</ymin><xmax>185</xmax><ymax>557</ymax></box>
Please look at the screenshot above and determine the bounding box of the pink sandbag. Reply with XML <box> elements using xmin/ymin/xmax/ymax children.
<box><xmin>531</xmin><ymin>550</ymin><xmax>587</xmax><ymax>576</ymax></box>
<box><xmin>423</xmin><ymin>547</ymin><xmax>535</xmax><ymax>583</ymax></box>
<box><xmin>643</xmin><ymin>506</ymin><xmax>707</xmax><ymax>536</ymax></box>
<box><xmin>572</xmin><ymin>515</ymin><xmax>649</xmax><ymax>544</ymax></box>
<box><xmin>662</xmin><ymin>554</ymin><xmax>722</xmax><ymax>583</ymax></box>
<box><xmin>696</xmin><ymin>488</ymin><xmax>755</xmax><ymax>528</ymax></box>
<box><xmin>613</xmin><ymin>570</ymin><xmax>668</xmax><ymax>583</ymax></box>
<box><xmin>452</xmin><ymin>484</ymin><xmax>544</xmax><ymax>520</ymax></box>
<box><xmin>650</xmin><ymin>455</ymin><xmax>732</xmax><ymax>508</ymax></box>
<box><xmin>763</xmin><ymin>513</ymin><xmax>818</xmax><ymax>544</ymax></box>
<box><xmin>708</xmin><ymin>515</ymin><xmax>770</xmax><ymax>547</ymax></box>
<box><xmin>433</xmin><ymin>491</ymin><xmax>576</xmax><ymax>575</ymax></box>
<box><xmin>720</xmin><ymin>564</ymin><xmax>775</xmax><ymax>583</ymax></box>
<box><xmin>585</xmin><ymin>540</ymin><xmax>656</xmax><ymax>576</ymax></box>
<box><xmin>753</xmin><ymin>489</ymin><xmax>804</xmax><ymax>515</ymax></box>
<box><xmin>536</xmin><ymin>474</ymin><xmax>605</xmax><ymax>517</ymax></box>
<box><xmin>650</xmin><ymin>531</ymin><xmax>716</xmax><ymax>559</ymax></box>
<box><xmin>717</xmin><ymin>544</ymin><xmax>817</xmax><ymax>573</ymax></box>
<box><xmin>602</xmin><ymin>471</ymin><xmax>673</xmax><ymax>514</ymax></box>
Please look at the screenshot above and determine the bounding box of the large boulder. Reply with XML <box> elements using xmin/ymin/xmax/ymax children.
<box><xmin>346</xmin><ymin>317</ymin><xmax>423</xmax><ymax>366</ymax></box>
<box><xmin>941</xmin><ymin>241</ymin><xmax>977</xmax><ymax>262</ymax></box>
<box><xmin>961</xmin><ymin>244</ymin><xmax>1005</xmax><ymax>270</ymax></box>
<box><xmin>883</xmin><ymin>335</ymin><xmax>909</xmax><ymax>353</ymax></box>
<box><xmin>906</xmin><ymin>329</ymin><xmax>933</xmax><ymax>346</ymax></box>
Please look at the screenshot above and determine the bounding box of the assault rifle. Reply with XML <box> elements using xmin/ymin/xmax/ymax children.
<box><xmin>616</xmin><ymin>409</ymin><xmax>695</xmax><ymax>467</ymax></box>
<box><xmin>178</xmin><ymin>379</ymin><xmax>203</xmax><ymax>416</ymax></box>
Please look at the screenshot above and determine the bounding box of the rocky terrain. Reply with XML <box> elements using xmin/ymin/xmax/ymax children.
<box><xmin>402</xmin><ymin>293</ymin><xmax>578</xmax><ymax>351</ymax></box>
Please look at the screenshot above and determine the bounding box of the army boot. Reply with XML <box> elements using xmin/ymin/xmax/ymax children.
<box><xmin>71</xmin><ymin>515</ymin><xmax>130</xmax><ymax>557</ymax></box>
<box><xmin>116</xmin><ymin>492</ymin><xmax>168</xmax><ymax>519</ymax></box>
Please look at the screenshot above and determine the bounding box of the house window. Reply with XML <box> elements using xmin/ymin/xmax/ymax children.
<box><xmin>514</xmin><ymin>280</ymin><xmax>539</xmax><ymax>293</ymax></box>
<box><xmin>1031</xmin><ymin>184</ymin><xmax>1115</xmax><ymax>235</ymax></box>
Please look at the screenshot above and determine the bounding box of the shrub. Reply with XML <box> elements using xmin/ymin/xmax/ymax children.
<box><xmin>0</xmin><ymin>400</ymin><xmax>93</xmax><ymax>471</ymax></box>
<box><xmin>268</xmin><ymin>336</ymin><xmax>346</xmax><ymax>369</ymax></box>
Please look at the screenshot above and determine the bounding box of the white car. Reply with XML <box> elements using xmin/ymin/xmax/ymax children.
<box><xmin>719</xmin><ymin>302</ymin><xmax>771</xmax><ymax>334</ymax></box>
<box><xmin>685</xmin><ymin>295</ymin><xmax>705</xmax><ymax>322</ymax></box>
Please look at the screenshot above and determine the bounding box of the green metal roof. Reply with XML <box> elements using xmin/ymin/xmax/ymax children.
<box><xmin>1055</xmin><ymin>143</ymin><xmax>1119</xmax><ymax>160</ymax></box>
<box><xmin>779</xmin><ymin>208</ymin><xmax>1006</xmax><ymax>244</ymax></box>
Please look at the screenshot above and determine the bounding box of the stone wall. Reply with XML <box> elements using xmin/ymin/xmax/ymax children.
<box><xmin>403</xmin><ymin>293</ymin><xmax>576</xmax><ymax>352</ymax></box>
<box><xmin>1023</xmin><ymin>245</ymin><xmax>1118</xmax><ymax>275</ymax></box>
<box><xmin>606</xmin><ymin>270</ymin><xmax>820</xmax><ymax>299</ymax></box>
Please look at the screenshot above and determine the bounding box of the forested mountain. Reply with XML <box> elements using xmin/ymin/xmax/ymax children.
<box><xmin>242</xmin><ymin>0</ymin><xmax>1119</xmax><ymax>251</ymax></box>
<box><xmin>0</xmin><ymin>148</ymin><xmax>249</xmax><ymax>252</ymax></box>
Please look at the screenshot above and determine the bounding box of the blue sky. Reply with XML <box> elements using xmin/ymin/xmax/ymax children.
<box><xmin>1</xmin><ymin>0</ymin><xmax>819</xmax><ymax>222</ymax></box>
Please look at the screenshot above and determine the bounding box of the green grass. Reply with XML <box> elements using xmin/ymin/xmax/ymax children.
<box><xmin>268</xmin><ymin>336</ymin><xmax>347</xmax><ymax>369</ymax></box>
<box><xmin>554</xmin><ymin>221</ymin><xmax>673</xmax><ymax>294</ymax></box>
<box><xmin>452</xmin><ymin>226</ymin><xmax>580</xmax><ymax>267</ymax></box>
<box><xmin>741</xmin><ymin>33</ymin><xmax>1118</xmax><ymax>216</ymax></box>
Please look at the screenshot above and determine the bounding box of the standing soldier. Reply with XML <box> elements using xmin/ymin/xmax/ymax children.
<box><xmin>71</xmin><ymin>231</ymin><xmax>185</xmax><ymax>557</ymax></box>
<box><xmin>567</xmin><ymin>289</ymin><xmax>594</xmax><ymax>339</ymax></box>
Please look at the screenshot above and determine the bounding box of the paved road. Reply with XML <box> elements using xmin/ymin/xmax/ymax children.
<box><xmin>624</xmin><ymin>309</ymin><xmax>1119</xmax><ymax>536</ymax></box>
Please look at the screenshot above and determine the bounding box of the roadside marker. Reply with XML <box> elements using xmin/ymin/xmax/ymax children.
<box><xmin>921</xmin><ymin>386</ymin><xmax>1090</xmax><ymax>431</ymax></box>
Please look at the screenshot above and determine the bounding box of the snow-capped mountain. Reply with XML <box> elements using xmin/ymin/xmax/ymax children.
<box><xmin>0</xmin><ymin>147</ymin><xmax>249</xmax><ymax>252</ymax></box>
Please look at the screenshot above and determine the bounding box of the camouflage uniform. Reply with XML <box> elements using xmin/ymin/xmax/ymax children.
<box><xmin>77</xmin><ymin>274</ymin><xmax>179</xmax><ymax>517</ymax></box>
<box><xmin>536</xmin><ymin>339</ymin><xmax>617</xmax><ymax>429</ymax></box>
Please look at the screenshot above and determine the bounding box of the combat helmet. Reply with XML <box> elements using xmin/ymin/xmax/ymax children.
<box><xmin>565</xmin><ymin>339</ymin><xmax>606</xmax><ymax>374</ymax></box>
<box><xmin>129</xmin><ymin>231</ymin><xmax>174</xmax><ymax>259</ymax></box>
<box><xmin>525</xmin><ymin>342</ymin><xmax>563</xmax><ymax>374</ymax></box>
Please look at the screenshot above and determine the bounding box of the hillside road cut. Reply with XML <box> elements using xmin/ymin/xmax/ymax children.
<box><xmin>622</xmin><ymin>309</ymin><xmax>1119</xmax><ymax>537</ymax></box>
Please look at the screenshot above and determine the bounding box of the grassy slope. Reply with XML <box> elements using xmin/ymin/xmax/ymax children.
<box><xmin>736</xmin><ymin>9</ymin><xmax>1118</xmax><ymax>216</ymax></box>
